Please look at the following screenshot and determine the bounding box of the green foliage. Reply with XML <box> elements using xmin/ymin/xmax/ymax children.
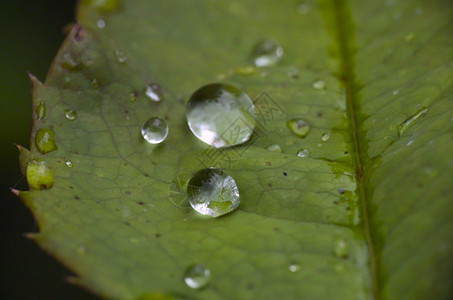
<box><xmin>18</xmin><ymin>0</ymin><xmax>453</xmax><ymax>299</ymax></box>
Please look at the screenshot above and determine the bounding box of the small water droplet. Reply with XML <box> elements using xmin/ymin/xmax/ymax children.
<box><xmin>84</xmin><ymin>0</ymin><xmax>119</xmax><ymax>11</ymax></box>
<box><xmin>184</xmin><ymin>264</ymin><xmax>210</xmax><ymax>289</ymax></box>
<box><xmin>405</xmin><ymin>32</ymin><xmax>415</xmax><ymax>42</ymax></box>
<box><xmin>252</xmin><ymin>39</ymin><xmax>283</xmax><ymax>67</ymax></box>
<box><xmin>287</xmin><ymin>119</ymin><xmax>310</xmax><ymax>138</ymax></box>
<box><xmin>90</xmin><ymin>78</ymin><xmax>99</xmax><ymax>89</ymax></box>
<box><xmin>288</xmin><ymin>263</ymin><xmax>301</xmax><ymax>272</ymax></box>
<box><xmin>406</xmin><ymin>140</ymin><xmax>414</xmax><ymax>146</ymax></box>
<box><xmin>297</xmin><ymin>149</ymin><xmax>309</xmax><ymax>157</ymax></box>
<box><xmin>115</xmin><ymin>50</ymin><xmax>127</xmax><ymax>63</ymax></box>
<box><xmin>333</xmin><ymin>238</ymin><xmax>348</xmax><ymax>258</ymax></box>
<box><xmin>392</xmin><ymin>90</ymin><xmax>399</xmax><ymax>95</ymax></box>
<box><xmin>65</xmin><ymin>160</ymin><xmax>73</xmax><ymax>168</ymax></box>
<box><xmin>187</xmin><ymin>168</ymin><xmax>240</xmax><ymax>217</ymax></box>
<box><xmin>97</xmin><ymin>19</ymin><xmax>106</xmax><ymax>29</ymax></box>
<box><xmin>186</xmin><ymin>83</ymin><xmax>256</xmax><ymax>148</ymax></box>
<box><xmin>26</xmin><ymin>161</ymin><xmax>53</xmax><ymax>190</ymax></box>
<box><xmin>234</xmin><ymin>66</ymin><xmax>256</xmax><ymax>75</ymax></box>
<box><xmin>321</xmin><ymin>132</ymin><xmax>331</xmax><ymax>142</ymax></box>
<box><xmin>129</xmin><ymin>91</ymin><xmax>138</xmax><ymax>101</ymax></box>
<box><xmin>64</xmin><ymin>109</ymin><xmax>77</xmax><ymax>121</ymax></box>
<box><xmin>297</xmin><ymin>0</ymin><xmax>313</xmax><ymax>14</ymax></box>
<box><xmin>141</xmin><ymin>117</ymin><xmax>168</xmax><ymax>144</ymax></box>
<box><xmin>397</xmin><ymin>107</ymin><xmax>428</xmax><ymax>137</ymax></box>
<box><xmin>145</xmin><ymin>83</ymin><xmax>162</xmax><ymax>102</ymax></box>
<box><xmin>35</xmin><ymin>102</ymin><xmax>46</xmax><ymax>120</ymax></box>
<box><xmin>267</xmin><ymin>144</ymin><xmax>282</xmax><ymax>153</ymax></box>
<box><xmin>35</xmin><ymin>129</ymin><xmax>58</xmax><ymax>154</ymax></box>
<box><xmin>313</xmin><ymin>79</ymin><xmax>326</xmax><ymax>90</ymax></box>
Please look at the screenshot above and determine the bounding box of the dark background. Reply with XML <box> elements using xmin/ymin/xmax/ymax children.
<box><xmin>0</xmin><ymin>1</ymin><xmax>97</xmax><ymax>299</ymax></box>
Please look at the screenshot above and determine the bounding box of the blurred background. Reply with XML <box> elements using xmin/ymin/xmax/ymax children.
<box><xmin>0</xmin><ymin>1</ymin><xmax>97</xmax><ymax>298</ymax></box>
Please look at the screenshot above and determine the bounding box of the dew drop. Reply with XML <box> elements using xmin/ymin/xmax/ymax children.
<box><xmin>184</xmin><ymin>264</ymin><xmax>210</xmax><ymax>289</ymax></box>
<box><xmin>186</xmin><ymin>83</ymin><xmax>256</xmax><ymax>148</ymax></box>
<box><xmin>35</xmin><ymin>102</ymin><xmax>46</xmax><ymax>120</ymax></box>
<box><xmin>333</xmin><ymin>238</ymin><xmax>348</xmax><ymax>258</ymax></box>
<box><xmin>297</xmin><ymin>149</ymin><xmax>309</xmax><ymax>157</ymax></box>
<box><xmin>145</xmin><ymin>83</ymin><xmax>162</xmax><ymax>102</ymax></box>
<box><xmin>287</xmin><ymin>66</ymin><xmax>299</xmax><ymax>79</ymax></box>
<box><xmin>397</xmin><ymin>107</ymin><xmax>428</xmax><ymax>137</ymax></box>
<box><xmin>129</xmin><ymin>91</ymin><xmax>138</xmax><ymax>101</ymax></box>
<box><xmin>96</xmin><ymin>19</ymin><xmax>106</xmax><ymax>29</ymax></box>
<box><xmin>90</xmin><ymin>78</ymin><xmax>99</xmax><ymax>89</ymax></box>
<box><xmin>26</xmin><ymin>161</ymin><xmax>53</xmax><ymax>190</ymax></box>
<box><xmin>64</xmin><ymin>109</ymin><xmax>77</xmax><ymax>121</ymax></box>
<box><xmin>321</xmin><ymin>132</ymin><xmax>331</xmax><ymax>142</ymax></box>
<box><xmin>288</xmin><ymin>263</ymin><xmax>301</xmax><ymax>272</ymax></box>
<box><xmin>187</xmin><ymin>168</ymin><xmax>240</xmax><ymax>217</ymax></box>
<box><xmin>392</xmin><ymin>90</ymin><xmax>399</xmax><ymax>96</ymax></box>
<box><xmin>251</xmin><ymin>39</ymin><xmax>283</xmax><ymax>67</ymax></box>
<box><xmin>141</xmin><ymin>117</ymin><xmax>168</xmax><ymax>144</ymax></box>
<box><xmin>65</xmin><ymin>160</ymin><xmax>73</xmax><ymax>168</ymax></box>
<box><xmin>287</xmin><ymin>118</ymin><xmax>310</xmax><ymax>138</ymax></box>
<box><xmin>115</xmin><ymin>50</ymin><xmax>127</xmax><ymax>63</ymax></box>
<box><xmin>35</xmin><ymin>129</ymin><xmax>58</xmax><ymax>154</ymax></box>
<box><xmin>267</xmin><ymin>144</ymin><xmax>282</xmax><ymax>153</ymax></box>
<box><xmin>313</xmin><ymin>79</ymin><xmax>326</xmax><ymax>90</ymax></box>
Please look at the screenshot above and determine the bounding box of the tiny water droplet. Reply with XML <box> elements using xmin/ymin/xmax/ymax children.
<box><xmin>145</xmin><ymin>83</ymin><xmax>162</xmax><ymax>102</ymax></box>
<box><xmin>26</xmin><ymin>161</ymin><xmax>53</xmax><ymax>190</ymax></box>
<box><xmin>252</xmin><ymin>39</ymin><xmax>283</xmax><ymax>67</ymax></box>
<box><xmin>313</xmin><ymin>79</ymin><xmax>326</xmax><ymax>90</ymax></box>
<box><xmin>184</xmin><ymin>264</ymin><xmax>210</xmax><ymax>289</ymax></box>
<box><xmin>333</xmin><ymin>238</ymin><xmax>348</xmax><ymax>258</ymax></box>
<box><xmin>406</xmin><ymin>140</ymin><xmax>414</xmax><ymax>146</ymax></box>
<box><xmin>405</xmin><ymin>32</ymin><xmax>415</xmax><ymax>42</ymax></box>
<box><xmin>397</xmin><ymin>107</ymin><xmax>428</xmax><ymax>137</ymax></box>
<box><xmin>115</xmin><ymin>50</ymin><xmax>127</xmax><ymax>63</ymax></box>
<box><xmin>97</xmin><ymin>19</ymin><xmax>106</xmax><ymax>29</ymax></box>
<box><xmin>129</xmin><ymin>91</ymin><xmax>138</xmax><ymax>101</ymax></box>
<box><xmin>392</xmin><ymin>90</ymin><xmax>399</xmax><ymax>95</ymax></box>
<box><xmin>297</xmin><ymin>0</ymin><xmax>313</xmax><ymax>14</ymax></box>
<box><xmin>65</xmin><ymin>160</ymin><xmax>73</xmax><ymax>168</ymax></box>
<box><xmin>234</xmin><ymin>66</ymin><xmax>256</xmax><ymax>75</ymax></box>
<box><xmin>35</xmin><ymin>129</ymin><xmax>58</xmax><ymax>154</ymax></box>
<box><xmin>297</xmin><ymin>149</ymin><xmax>309</xmax><ymax>157</ymax></box>
<box><xmin>141</xmin><ymin>117</ymin><xmax>168</xmax><ymax>144</ymax></box>
<box><xmin>90</xmin><ymin>78</ymin><xmax>99</xmax><ymax>89</ymax></box>
<box><xmin>186</xmin><ymin>83</ymin><xmax>256</xmax><ymax>148</ymax></box>
<box><xmin>288</xmin><ymin>264</ymin><xmax>301</xmax><ymax>272</ymax></box>
<box><xmin>35</xmin><ymin>102</ymin><xmax>46</xmax><ymax>120</ymax></box>
<box><xmin>187</xmin><ymin>168</ymin><xmax>240</xmax><ymax>217</ymax></box>
<box><xmin>84</xmin><ymin>0</ymin><xmax>119</xmax><ymax>11</ymax></box>
<box><xmin>267</xmin><ymin>144</ymin><xmax>282</xmax><ymax>153</ymax></box>
<box><xmin>64</xmin><ymin>109</ymin><xmax>77</xmax><ymax>121</ymax></box>
<box><xmin>321</xmin><ymin>132</ymin><xmax>331</xmax><ymax>142</ymax></box>
<box><xmin>287</xmin><ymin>119</ymin><xmax>310</xmax><ymax>138</ymax></box>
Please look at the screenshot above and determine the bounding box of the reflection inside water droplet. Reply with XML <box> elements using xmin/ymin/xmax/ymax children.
<box><xmin>64</xmin><ymin>109</ymin><xmax>77</xmax><ymax>121</ymax></box>
<box><xmin>145</xmin><ymin>83</ymin><xmax>162</xmax><ymax>102</ymax></box>
<box><xmin>297</xmin><ymin>149</ymin><xmax>309</xmax><ymax>157</ymax></box>
<box><xmin>184</xmin><ymin>264</ymin><xmax>210</xmax><ymax>289</ymax></box>
<box><xmin>252</xmin><ymin>39</ymin><xmax>283</xmax><ymax>67</ymax></box>
<box><xmin>35</xmin><ymin>128</ymin><xmax>58</xmax><ymax>154</ymax></box>
<box><xmin>141</xmin><ymin>117</ymin><xmax>168</xmax><ymax>144</ymax></box>
<box><xmin>321</xmin><ymin>132</ymin><xmax>330</xmax><ymax>142</ymax></box>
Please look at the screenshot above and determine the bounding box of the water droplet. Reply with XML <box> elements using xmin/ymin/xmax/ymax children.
<box><xmin>288</xmin><ymin>263</ymin><xmax>301</xmax><ymax>272</ymax></box>
<box><xmin>405</xmin><ymin>32</ymin><xmax>415</xmax><ymax>42</ymax></box>
<box><xmin>35</xmin><ymin>102</ymin><xmax>46</xmax><ymax>120</ymax></box>
<box><xmin>406</xmin><ymin>140</ymin><xmax>414</xmax><ymax>146</ymax></box>
<box><xmin>35</xmin><ymin>129</ymin><xmax>58</xmax><ymax>154</ymax></box>
<box><xmin>115</xmin><ymin>50</ymin><xmax>127</xmax><ymax>63</ymax></box>
<box><xmin>84</xmin><ymin>0</ymin><xmax>119</xmax><ymax>11</ymax></box>
<box><xmin>397</xmin><ymin>107</ymin><xmax>428</xmax><ymax>137</ymax></box>
<box><xmin>90</xmin><ymin>78</ymin><xmax>99</xmax><ymax>89</ymax></box>
<box><xmin>313</xmin><ymin>79</ymin><xmax>326</xmax><ymax>90</ymax></box>
<box><xmin>186</xmin><ymin>83</ymin><xmax>256</xmax><ymax>148</ymax></box>
<box><xmin>64</xmin><ymin>109</ymin><xmax>77</xmax><ymax>121</ymax></box>
<box><xmin>333</xmin><ymin>238</ymin><xmax>348</xmax><ymax>258</ymax></box>
<box><xmin>297</xmin><ymin>149</ymin><xmax>309</xmax><ymax>157</ymax></box>
<box><xmin>141</xmin><ymin>117</ymin><xmax>168</xmax><ymax>144</ymax></box>
<box><xmin>65</xmin><ymin>160</ymin><xmax>73</xmax><ymax>168</ymax></box>
<box><xmin>321</xmin><ymin>132</ymin><xmax>331</xmax><ymax>142</ymax></box>
<box><xmin>145</xmin><ymin>83</ymin><xmax>162</xmax><ymax>102</ymax></box>
<box><xmin>287</xmin><ymin>119</ymin><xmax>310</xmax><ymax>138</ymax></box>
<box><xmin>184</xmin><ymin>264</ymin><xmax>210</xmax><ymax>289</ymax></box>
<box><xmin>26</xmin><ymin>161</ymin><xmax>53</xmax><ymax>190</ymax></box>
<box><xmin>251</xmin><ymin>39</ymin><xmax>283</xmax><ymax>67</ymax></box>
<box><xmin>97</xmin><ymin>19</ymin><xmax>106</xmax><ymax>29</ymax></box>
<box><xmin>392</xmin><ymin>90</ymin><xmax>399</xmax><ymax>95</ymax></box>
<box><xmin>129</xmin><ymin>91</ymin><xmax>138</xmax><ymax>101</ymax></box>
<box><xmin>297</xmin><ymin>0</ymin><xmax>313</xmax><ymax>14</ymax></box>
<box><xmin>267</xmin><ymin>144</ymin><xmax>282</xmax><ymax>153</ymax></box>
<box><xmin>61</xmin><ymin>53</ymin><xmax>83</xmax><ymax>71</ymax></box>
<box><xmin>234</xmin><ymin>66</ymin><xmax>256</xmax><ymax>75</ymax></box>
<box><xmin>187</xmin><ymin>168</ymin><xmax>240</xmax><ymax>217</ymax></box>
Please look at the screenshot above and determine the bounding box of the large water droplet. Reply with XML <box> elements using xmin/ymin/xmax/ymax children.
<box><xmin>333</xmin><ymin>238</ymin><xmax>348</xmax><ymax>258</ymax></box>
<box><xmin>35</xmin><ymin>129</ymin><xmax>58</xmax><ymax>154</ymax></box>
<box><xmin>186</xmin><ymin>83</ymin><xmax>256</xmax><ymax>148</ymax></box>
<box><xmin>141</xmin><ymin>117</ymin><xmax>168</xmax><ymax>144</ymax></box>
<box><xmin>35</xmin><ymin>102</ymin><xmax>46</xmax><ymax>120</ymax></box>
<box><xmin>26</xmin><ymin>161</ymin><xmax>53</xmax><ymax>190</ymax></box>
<box><xmin>145</xmin><ymin>83</ymin><xmax>162</xmax><ymax>102</ymax></box>
<box><xmin>184</xmin><ymin>264</ymin><xmax>210</xmax><ymax>289</ymax></box>
<box><xmin>287</xmin><ymin>119</ymin><xmax>310</xmax><ymax>138</ymax></box>
<box><xmin>297</xmin><ymin>149</ymin><xmax>309</xmax><ymax>157</ymax></box>
<box><xmin>187</xmin><ymin>168</ymin><xmax>240</xmax><ymax>217</ymax></box>
<box><xmin>397</xmin><ymin>107</ymin><xmax>428</xmax><ymax>137</ymax></box>
<box><xmin>252</xmin><ymin>39</ymin><xmax>283</xmax><ymax>67</ymax></box>
<box><xmin>321</xmin><ymin>132</ymin><xmax>331</xmax><ymax>142</ymax></box>
<box><xmin>64</xmin><ymin>109</ymin><xmax>77</xmax><ymax>121</ymax></box>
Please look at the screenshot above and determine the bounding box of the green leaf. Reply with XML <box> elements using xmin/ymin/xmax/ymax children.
<box><xmin>18</xmin><ymin>0</ymin><xmax>453</xmax><ymax>299</ymax></box>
